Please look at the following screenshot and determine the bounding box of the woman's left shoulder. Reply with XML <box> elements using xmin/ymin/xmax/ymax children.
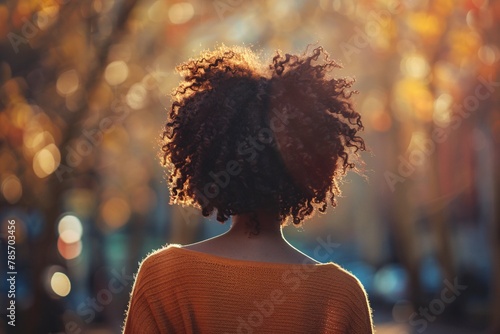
<box><xmin>136</xmin><ymin>244</ymin><xmax>184</xmax><ymax>274</ymax></box>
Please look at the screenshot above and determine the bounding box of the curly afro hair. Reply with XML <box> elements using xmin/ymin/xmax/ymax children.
<box><xmin>161</xmin><ymin>45</ymin><xmax>365</xmax><ymax>227</ymax></box>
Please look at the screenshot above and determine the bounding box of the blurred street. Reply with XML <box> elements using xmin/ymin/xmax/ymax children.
<box><xmin>0</xmin><ymin>0</ymin><xmax>499</xmax><ymax>333</ymax></box>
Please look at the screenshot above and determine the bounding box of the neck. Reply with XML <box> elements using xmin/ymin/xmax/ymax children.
<box><xmin>226</xmin><ymin>211</ymin><xmax>284</xmax><ymax>240</ymax></box>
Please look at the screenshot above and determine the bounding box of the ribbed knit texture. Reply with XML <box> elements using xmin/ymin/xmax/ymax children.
<box><xmin>123</xmin><ymin>245</ymin><xmax>374</xmax><ymax>333</ymax></box>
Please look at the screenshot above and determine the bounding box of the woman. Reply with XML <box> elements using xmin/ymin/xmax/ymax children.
<box><xmin>123</xmin><ymin>45</ymin><xmax>374</xmax><ymax>333</ymax></box>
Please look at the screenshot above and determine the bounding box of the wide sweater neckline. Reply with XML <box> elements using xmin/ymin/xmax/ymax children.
<box><xmin>169</xmin><ymin>245</ymin><xmax>331</xmax><ymax>269</ymax></box>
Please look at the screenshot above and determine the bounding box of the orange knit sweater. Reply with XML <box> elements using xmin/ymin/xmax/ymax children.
<box><xmin>123</xmin><ymin>245</ymin><xmax>374</xmax><ymax>333</ymax></box>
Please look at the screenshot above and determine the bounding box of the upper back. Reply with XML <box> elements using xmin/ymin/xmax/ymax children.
<box><xmin>125</xmin><ymin>245</ymin><xmax>374</xmax><ymax>334</ymax></box>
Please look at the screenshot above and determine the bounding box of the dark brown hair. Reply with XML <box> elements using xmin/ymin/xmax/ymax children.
<box><xmin>161</xmin><ymin>45</ymin><xmax>365</xmax><ymax>227</ymax></box>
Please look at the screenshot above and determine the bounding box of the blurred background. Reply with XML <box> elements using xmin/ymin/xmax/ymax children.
<box><xmin>0</xmin><ymin>0</ymin><xmax>499</xmax><ymax>333</ymax></box>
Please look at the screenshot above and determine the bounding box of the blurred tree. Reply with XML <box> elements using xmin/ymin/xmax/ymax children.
<box><xmin>1</xmin><ymin>0</ymin><xmax>140</xmax><ymax>332</ymax></box>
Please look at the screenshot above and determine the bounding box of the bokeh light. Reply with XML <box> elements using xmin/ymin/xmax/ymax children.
<box><xmin>126</xmin><ymin>83</ymin><xmax>147</xmax><ymax>109</ymax></box>
<box><xmin>50</xmin><ymin>272</ymin><xmax>71</xmax><ymax>297</ymax></box>
<box><xmin>35</xmin><ymin>6</ymin><xmax>58</xmax><ymax>30</ymax></box>
<box><xmin>148</xmin><ymin>0</ymin><xmax>168</xmax><ymax>23</ymax></box>
<box><xmin>100</xmin><ymin>197</ymin><xmax>131</xmax><ymax>229</ymax></box>
<box><xmin>57</xmin><ymin>215</ymin><xmax>83</xmax><ymax>260</ymax></box>
<box><xmin>401</xmin><ymin>54</ymin><xmax>430</xmax><ymax>79</ymax></box>
<box><xmin>1</xmin><ymin>174</ymin><xmax>22</xmax><ymax>204</ymax></box>
<box><xmin>57</xmin><ymin>238</ymin><xmax>82</xmax><ymax>260</ymax></box>
<box><xmin>58</xmin><ymin>214</ymin><xmax>83</xmax><ymax>239</ymax></box>
<box><xmin>104</xmin><ymin>61</ymin><xmax>129</xmax><ymax>86</ymax></box>
<box><xmin>373</xmin><ymin>264</ymin><xmax>408</xmax><ymax>302</ymax></box>
<box><xmin>433</xmin><ymin>93</ymin><xmax>453</xmax><ymax>127</ymax></box>
<box><xmin>168</xmin><ymin>2</ymin><xmax>194</xmax><ymax>24</ymax></box>
<box><xmin>32</xmin><ymin>143</ymin><xmax>61</xmax><ymax>178</ymax></box>
<box><xmin>56</xmin><ymin>69</ymin><xmax>79</xmax><ymax>96</ymax></box>
<box><xmin>24</xmin><ymin>130</ymin><xmax>55</xmax><ymax>153</ymax></box>
<box><xmin>478</xmin><ymin>44</ymin><xmax>497</xmax><ymax>65</ymax></box>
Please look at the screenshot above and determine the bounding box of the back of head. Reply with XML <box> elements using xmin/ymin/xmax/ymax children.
<box><xmin>161</xmin><ymin>45</ymin><xmax>365</xmax><ymax>226</ymax></box>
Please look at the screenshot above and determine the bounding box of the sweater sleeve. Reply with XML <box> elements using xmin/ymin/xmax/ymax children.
<box><xmin>348</xmin><ymin>276</ymin><xmax>375</xmax><ymax>334</ymax></box>
<box><xmin>122</xmin><ymin>257</ymin><xmax>160</xmax><ymax>334</ymax></box>
<box><xmin>324</xmin><ymin>265</ymin><xmax>375</xmax><ymax>334</ymax></box>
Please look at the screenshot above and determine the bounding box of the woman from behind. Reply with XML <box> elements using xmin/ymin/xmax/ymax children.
<box><xmin>123</xmin><ymin>45</ymin><xmax>374</xmax><ymax>333</ymax></box>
